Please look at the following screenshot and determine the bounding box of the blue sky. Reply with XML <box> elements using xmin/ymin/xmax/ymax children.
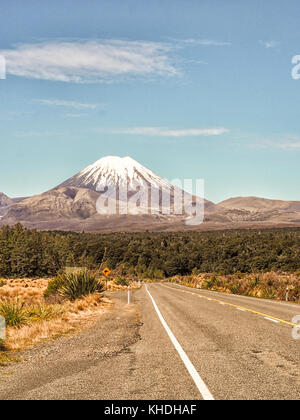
<box><xmin>0</xmin><ymin>0</ymin><xmax>300</xmax><ymax>203</ymax></box>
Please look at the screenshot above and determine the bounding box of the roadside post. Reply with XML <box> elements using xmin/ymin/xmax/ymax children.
<box><xmin>102</xmin><ymin>267</ymin><xmax>111</xmax><ymax>290</ymax></box>
<box><xmin>286</xmin><ymin>287</ymin><xmax>289</xmax><ymax>302</ymax></box>
<box><xmin>128</xmin><ymin>285</ymin><xmax>131</xmax><ymax>305</ymax></box>
<box><xmin>0</xmin><ymin>316</ymin><xmax>5</xmax><ymax>341</ymax></box>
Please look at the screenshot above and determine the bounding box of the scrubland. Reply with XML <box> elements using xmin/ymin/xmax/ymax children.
<box><xmin>168</xmin><ymin>272</ymin><xmax>300</xmax><ymax>303</ymax></box>
<box><xmin>0</xmin><ymin>274</ymin><xmax>139</xmax><ymax>365</ymax></box>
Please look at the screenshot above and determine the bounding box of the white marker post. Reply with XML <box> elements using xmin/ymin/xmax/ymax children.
<box><xmin>128</xmin><ymin>285</ymin><xmax>131</xmax><ymax>305</ymax></box>
<box><xmin>286</xmin><ymin>287</ymin><xmax>289</xmax><ymax>302</ymax></box>
<box><xmin>0</xmin><ymin>316</ymin><xmax>6</xmax><ymax>340</ymax></box>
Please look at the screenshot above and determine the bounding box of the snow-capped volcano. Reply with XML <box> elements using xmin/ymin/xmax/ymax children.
<box><xmin>59</xmin><ymin>156</ymin><xmax>172</xmax><ymax>192</ymax></box>
<box><xmin>58</xmin><ymin>155</ymin><xmax>204</xmax><ymax>218</ymax></box>
<box><xmin>4</xmin><ymin>155</ymin><xmax>300</xmax><ymax>232</ymax></box>
<box><xmin>1</xmin><ymin>155</ymin><xmax>218</xmax><ymax>231</ymax></box>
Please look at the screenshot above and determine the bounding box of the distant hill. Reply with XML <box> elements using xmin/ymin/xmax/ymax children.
<box><xmin>0</xmin><ymin>193</ymin><xmax>25</xmax><ymax>219</ymax></box>
<box><xmin>218</xmin><ymin>196</ymin><xmax>300</xmax><ymax>212</ymax></box>
<box><xmin>0</xmin><ymin>192</ymin><xmax>13</xmax><ymax>207</ymax></box>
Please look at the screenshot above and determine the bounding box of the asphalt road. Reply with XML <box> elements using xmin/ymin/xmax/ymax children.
<box><xmin>0</xmin><ymin>283</ymin><xmax>299</xmax><ymax>400</ymax></box>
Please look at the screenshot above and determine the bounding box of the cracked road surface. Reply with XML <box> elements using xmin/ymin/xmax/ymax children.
<box><xmin>0</xmin><ymin>284</ymin><xmax>299</xmax><ymax>400</ymax></box>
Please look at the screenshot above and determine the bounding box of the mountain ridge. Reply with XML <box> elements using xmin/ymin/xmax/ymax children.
<box><xmin>1</xmin><ymin>156</ymin><xmax>300</xmax><ymax>232</ymax></box>
<box><xmin>218</xmin><ymin>196</ymin><xmax>300</xmax><ymax>212</ymax></box>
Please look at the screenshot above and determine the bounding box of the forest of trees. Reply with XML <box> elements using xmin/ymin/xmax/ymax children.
<box><xmin>0</xmin><ymin>224</ymin><xmax>300</xmax><ymax>278</ymax></box>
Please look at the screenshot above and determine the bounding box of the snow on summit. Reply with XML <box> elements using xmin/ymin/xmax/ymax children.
<box><xmin>59</xmin><ymin>156</ymin><xmax>172</xmax><ymax>192</ymax></box>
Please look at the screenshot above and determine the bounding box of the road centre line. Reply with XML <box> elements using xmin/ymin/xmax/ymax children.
<box><xmin>161</xmin><ymin>284</ymin><xmax>297</xmax><ymax>328</ymax></box>
<box><xmin>173</xmin><ymin>283</ymin><xmax>300</xmax><ymax>310</ymax></box>
<box><xmin>145</xmin><ymin>285</ymin><xmax>214</xmax><ymax>401</ymax></box>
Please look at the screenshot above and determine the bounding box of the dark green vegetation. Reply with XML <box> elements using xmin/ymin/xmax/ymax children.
<box><xmin>0</xmin><ymin>224</ymin><xmax>300</xmax><ymax>278</ymax></box>
<box><xmin>114</xmin><ymin>277</ymin><xmax>130</xmax><ymax>287</ymax></box>
<box><xmin>45</xmin><ymin>271</ymin><xmax>104</xmax><ymax>301</ymax></box>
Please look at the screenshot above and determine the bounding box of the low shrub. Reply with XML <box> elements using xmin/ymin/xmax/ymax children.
<box><xmin>44</xmin><ymin>276</ymin><xmax>65</xmax><ymax>298</ymax></box>
<box><xmin>26</xmin><ymin>305</ymin><xmax>65</xmax><ymax>321</ymax></box>
<box><xmin>0</xmin><ymin>280</ymin><xmax>6</xmax><ymax>288</ymax></box>
<box><xmin>0</xmin><ymin>339</ymin><xmax>6</xmax><ymax>351</ymax></box>
<box><xmin>114</xmin><ymin>277</ymin><xmax>129</xmax><ymax>287</ymax></box>
<box><xmin>0</xmin><ymin>299</ymin><xmax>28</xmax><ymax>327</ymax></box>
<box><xmin>229</xmin><ymin>282</ymin><xmax>241</xmax><ymax>295</ymax></box>
<box><xmin>57</xmin><ymin>272</ymin><xmax>104</xmax><ymax>301</ymax></box>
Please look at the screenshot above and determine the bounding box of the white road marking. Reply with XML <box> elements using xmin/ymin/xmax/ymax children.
<box><xmin>264</xmin><ymin>317</ymin><xmax>280</xmax><ymax>324</ymax></box>
<box><xmin>145</xmin><ymin>285</ymin><xmax>214</xmax><ymax>401</ymax></box>
<box><xmin>162</xmin><ymin>284</ymin><xmax>296</xmax><ymax>327</ymax></box>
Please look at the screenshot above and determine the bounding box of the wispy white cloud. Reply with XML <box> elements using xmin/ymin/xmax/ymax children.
<box><xmin>104</xmin><ymin>127</ymin><xmax>229</xmax><ymax>137</ymax></box>
<box><xmin>234</xmin><ymin>133</ymin><xmax>300</xmax><ymax>151</ymax></box>
<box><xmin>261</xmin><ymin>139</ymin><xmax>300</xmax><ymax>150</ymax></box>
<box><xmin>34</xmin><ymin>98</ymin><xmax>100</xmax><ymax>110</ymax></box>
<box><xmin>259</xmin><ymin>40</ymin><xmax>280</xmax><ymax>49</ymax></box>
<box><xmin>180</xmin><ymin>39</ymin><xmax>232</xmax><ymax>47</ymax></box>
<box><xmin>64</xmin><ymin>113</ymin><xmax>87</xmax><ymax>118</ymax></box>
<box><xmin>15</xmin><ymin>131</ymin><xmax>65</xmax><ymax>137</ymax></box>
<box><xmin>277</xmin><ymin>142</ymin><xmax>300</xmax><ymax>150</ymax></box>
<box><xmin>1</xmin><ymin>40</ymin><xmax>178</xmax><ymax>83</ymax></box>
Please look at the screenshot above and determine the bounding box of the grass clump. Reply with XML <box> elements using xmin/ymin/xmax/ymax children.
<box><xmin>0</xmin><ymin>299</ymin><xmax>66</xmax><ymax>329</ymax></box>
<box><xmin>26</xmin><ymin>305</ymin><xmax>65</xmax><ymax>322</ymax></box>
<box><xmin>45</xmin><ymin>271</ymin><xmax>104</xmax><ymax>302</ymax></box>
<box><xmin>0</xmin><ymin>299</ymin><xmax>28</xmax><ymax>327</ymax></box>
<box><xmin>0</xmin><ymin>339</ymin><xmax>6</xmax><ymax>351</ymax></box>
<box><xmin>114</xmin><ymin>277</ymin><xmax>129</xmax><ymax>287</ymax></box>
<box><xmin>0</xmin><ymin>351</ymin><xmax>20</xmax><ymax>366</ymax></box>
<box><xmin>44</xmin><ymin>276</ymin><xmax>64</xmax><ymax>298</ymax></box>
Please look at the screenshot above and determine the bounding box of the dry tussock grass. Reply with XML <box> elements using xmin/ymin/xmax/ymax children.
<box><xmin>169</xmin><ymin>272</ymin><xmax>300</xmax><ymax>302</ymax></box>
<box><xmin>5</xmin><ymin>296</ymin><xmax>112</xmax><ymax>351</ymax></box>
<box><xmin>0</xmin><ymin>279</ymin><xmax>113</xmax><ymax>354</ymax></box>
<box><xmin>106</xmin><ymin>280</ymin><xmax>141</xmax><ymax>291</ymax></box>
<box><xmin>0</xmin><ymin>278</ymin><xmax>47</xmax><ymax>305</ymax></box>
<box><xmin>0</xmin><ymin>276</ymin><xmax>138</xmax><ymax>355</ymax></box>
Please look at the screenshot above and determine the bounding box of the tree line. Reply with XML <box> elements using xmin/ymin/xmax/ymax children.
<box><xmin>0</xmin><ymin>224</ymin><xmax>300</xmax><ymax>278</ymax></box>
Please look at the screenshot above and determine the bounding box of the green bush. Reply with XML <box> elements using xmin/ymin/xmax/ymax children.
<box><xmin>114</xmin><ymin>277</ymin><xmax>129</xmax><ymax>287</ymax></box>
<box><xmin>0</xmin><ymin>339</ymin><xmax>6</xmax><ymax>351</ymax></box>
<box><xmin>261</xmin><ymin>287</ymin><xmax>276</xmax><ymax>300</ymax></box>
<box><xmin>250</xmin><ymin>276</ymin><xmax>260</xmax><ymax>288</ymax></box>
<box><xmin>0</xmin><ymin>280</ymin><xmax>6</xmax><ymax>288</ymax></box>
<box><xmin>44</xmin><ymin>276</ymin><xmax>65</xmax><ymax>298</ymax></box>
<box><xmin>0</xmin><ymin>299</ymin><xmax>65</xmax><ymax>330</ymax></box>
<box><xmin>203</xmin><ymin>274</ymin><xmax>218</xmax><ymax>289</ymax></box>
<box><xmin>26</xmin><ymin>305</ymin><xmax>65</xmax><ymax>321</ymax></box>
<box><xmin>0</xmin><ymin>299</ymin><xmax>28</xmax><ymax>327</ymax></box>
<box><xmin>55</xmin><ymin>272</ymin><xmax>104</xmax><ymax>301</ymax></box>
<box><xmin>229</xmin><ymin>283</ymin><xmax>241</xmax><ymax>294</ymax></box>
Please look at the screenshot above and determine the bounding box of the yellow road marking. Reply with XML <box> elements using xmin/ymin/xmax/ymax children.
<box><xmin>161</xmin><ymin>284</ymin><xmax>298</xmax><ymax>328</ymax></box>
